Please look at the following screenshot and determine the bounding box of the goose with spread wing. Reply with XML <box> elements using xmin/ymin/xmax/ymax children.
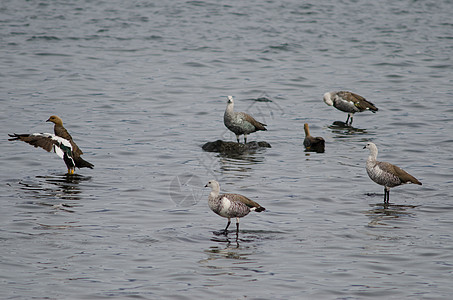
<box><xmin>8</xmin><ymin>115</ymin><xmax>94</xmax><ymax>174</ymax></box>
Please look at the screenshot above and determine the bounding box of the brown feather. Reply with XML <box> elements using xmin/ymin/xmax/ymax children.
<box><xmin>303</xmin><ymin>123</ymin><xmax>325</xmax><ymax>151</ymax></box>
<box><xmin>377</xmin><ymin>161</ymin><xmax>422</xmax><ymax>185</ymax></box>
<box><xmin>222</xmin><ymin>193</ymin><xmax>266</xmax><ymax>211</ymax></box>
<box><xmin>338</xmin><ymin>91</ymin><xmax>378</xmax><ymax>112</ymax></box>
<box><xmin>8</xmin><ymin>134</ymin><xmax>55</xmax><ymax>152</ymax></box>
<box><xmin>47</xmin><ymin>115</ymin><xmax>83</xmax><ymax>156</ymax></box>
<box><xmin>243</xmin><ymin>114</ymin><xmax>267</xmax><ymax>131</ymax></box>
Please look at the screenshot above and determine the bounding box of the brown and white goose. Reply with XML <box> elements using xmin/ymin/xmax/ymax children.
<box><xmin>8</xmin><ymin>115</ymin><xmax>94</xmax><ymax>174</ymax></box>
<box><xmin>364</xmin><ymin>142</ymin><xmax>421</xmax><ymax>203</ymax></box>
<box><xmin>303</xmin><ymin>123</ymin><xmax>325</xmax><ymax>153</ymax></box>
<box><xmin>224</xmin><ymin>96</ymin><xmax>267</xmax><ymax>144</ymax></box>
<box><xmin>323</xmin><ymin>91</ymin><xmax>378</xmax><ymax>125</ymax></box>
<box><xmin>205</xmin><ymin>180</ymin><xmax>265</xmax><ymax>235</ymax></box>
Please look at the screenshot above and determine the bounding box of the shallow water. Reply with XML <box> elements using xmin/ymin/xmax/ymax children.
<box><xmin>1</xmin><ymin>0</ymin><xmax>453</xmax><ymax>298</ymax></box>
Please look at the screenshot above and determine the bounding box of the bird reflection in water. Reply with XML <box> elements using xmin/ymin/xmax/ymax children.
<box><xmin>203</xmin><ymin>245</ymin><xmax>251</xmax><ymax>261</ymax></box>
<box><xmin>18</xmin><ymin>173</ymin><xmax>90</xmax><ymax>212</ymax></box>
<box><xmin>365</xmin><ymin>199</ymin><xmax>418</xmax><ymax>228</ymax></box>
<box><xmin>328</xmin><ymin>121</ymin><xmax>368</xmax><ymax>136</ymax></box>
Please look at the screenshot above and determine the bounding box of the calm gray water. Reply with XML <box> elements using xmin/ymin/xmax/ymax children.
<box><xmin>1</xmin><ymin>0</ymin><xmax>453</xmax><ymax>299</ymax></box>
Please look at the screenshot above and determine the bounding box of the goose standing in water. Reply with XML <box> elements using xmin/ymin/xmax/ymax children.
<box><xmin>303</xmin><ymin>123</ymin><xmax>325</xmax><ymax>153</ymax></box>
<box><xmin>323</xmin><ymin>91</ymin><xmax>378</xmax><ymax>126</ymax></box>
<box><xmin>8</xmin><ymin>115</ymin><xmax>94</xmax><ymax>174</ymax></box>
<box><xmin>205</xmin><ymin>180</ymin><xmax>265</xmax><ymax>235</ymax></box>
<box><xmin>364</xmin><ymin>142</ymin><xmax>421</xmax><ymax>203</ymax></box>
<box><xmin>224</xmin><ymin>96</ymin><xmax>267</xmax><ymax>144</ymax></box>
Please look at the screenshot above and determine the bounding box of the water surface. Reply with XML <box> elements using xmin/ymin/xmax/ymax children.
<box><xmin>1</xmin><ymin>0</ymin><xmax>453</xmax><ymax>299</ymax></box>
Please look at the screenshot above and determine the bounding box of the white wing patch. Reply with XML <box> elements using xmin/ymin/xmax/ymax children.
<box><xmin>31</xmin><ymin>133</ymin><xmax>74</xmax><ymax>163</ymax></box>
<box><xmin>219</xmin><ymin>196</ymin><xmax>232</xmax><ymax>216</ymax></box>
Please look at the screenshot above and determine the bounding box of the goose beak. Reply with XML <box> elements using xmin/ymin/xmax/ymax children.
<box><xmin>204</xmin><ymin>184</ymin><xmax>208</xmax><ymax>187</ymax></box>
<box><xmin>363</xmin><ymin>145</ymin><xmax>366</xmax><ymax>149</ymax></box>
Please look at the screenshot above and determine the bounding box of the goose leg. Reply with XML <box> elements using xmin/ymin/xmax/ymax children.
<box><xmin>236</xmin><ymin>217</ymin><xmax>240</xmax><ymax>236</ymax></box>
<box><xmin>244</xmin><ymin>134</ymin><xmax>247</xmax><ymax>144</ymax></box>
<box><xmin>223</xmin><ymin>218</ymin><xmax>231</xmax><ymax>235</ymax></box>
<box><xmin>349</xmin><ymin>114</ymin><xmax>354</xmax><ymax>126</ymax></box>
<box><xmin>236</xmin><ymin>135</ymin><xmax>240</xmax><ymax>143</ymax></box>
<box><xmin>345</xmin><ymin>114</ymin><xmax>350</xmax><ymax>125</ymax></box>
<box><xmin>384</xmin><ymin>187</ymin><xmax>390</xmax><ymax>204</ymax></box>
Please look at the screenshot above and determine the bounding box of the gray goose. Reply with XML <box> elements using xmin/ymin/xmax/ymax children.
<box><xmin>364</xmin><ymin>142</ymin><xmax>421</xmax><ymax>203</ymax></box>
<box><xmin>323</xmin><ymin>91</ymin><xmax>378</xmax><ymax>125</ymax></box>
<box><xmin>8</xmin><ymin>115</ymin><xmax>94</xmax><ymax>174</ymax></box>
<box><xmin>205</xmin><ymin>180</ymin><xmax>265</xmax><ymax>235</ymax></box>
<box><xmin>224</xmin><ymin>96</ymin><xmax>267</xmax><ymax>144</ymax></box>
<box><xmin>303</xmin><ymin>123</ymin><xmax>325</xmax><ymax>153</ymax></box>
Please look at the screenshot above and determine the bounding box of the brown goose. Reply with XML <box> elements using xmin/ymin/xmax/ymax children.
<box><xmin>8</xmin><ymin>115</ymin><xmax>94</xmax><ymax>174</ymax></box>
<box><xmin>205</xmin><ymin>180</ymin><xmax>265</xmax><ymax>235</ymax></box>
<box><xmin>364</xmin><ymin>142</ymin><xmax>421</xmax><ymax>203</ymax></box>
<box><xmin>303</xmin><ymin>123</ymin><xmax>325</xmax><ymax>153</ymax></box>
<box><xmin>323</xmin><ymin>91</ymin><xmax>378</xmax><ymax>125</ymax></box>
<box><xmin>224</xmin><ymin>96</ymin><xmax>267</xmax><ymax>144</ymax></box>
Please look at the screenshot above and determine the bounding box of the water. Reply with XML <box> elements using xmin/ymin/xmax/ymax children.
<box><xmin>1</xmin><ymin>0</ymin><xmax>453</xmax><ymax>298</ymax></box>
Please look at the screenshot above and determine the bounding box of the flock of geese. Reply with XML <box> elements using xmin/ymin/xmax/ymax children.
<box><xmin>8</xmin><ymin>92</ymin><xmax>422</xmax><ymax>236</ymax></box>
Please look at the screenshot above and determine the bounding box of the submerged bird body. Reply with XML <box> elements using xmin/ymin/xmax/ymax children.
<box><xmin>303</xmin><ymin>123</ymin><xmax>325</xmax><ymax>152</ymax></box>
<box><xmin>224</xmin><ymin>96</ymin><xmax>267</xmax><ymax>144</ymax></box>
<box><xmin>8</xmin><ymin>115</ymin><xmax>93</xmax><ymax>174</ymax></box>
<box><xmin>205</xmin><ymin>180</ymin><xmax>265</xmax><ymax>235</ymax></box>
<box><xmin>364</xmin><ymin>142</ymin><xmax>421</xmax><ymax>203</ymax></box>
<box><xmin>323</xmin><ymin>91</ymin><xmax>378</xmax><ymax>125</ymax></box>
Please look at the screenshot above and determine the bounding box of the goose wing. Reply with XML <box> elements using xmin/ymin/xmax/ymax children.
<box><xmin>338</xmin><ymin>91</ymin><xmax>378</xmax><ymax>112</ymax></box>
<box><xmin>8</xmin><ymin>133</ymin><xmax>73</xmax><ymax>160</ymax></box>
<box><xmin>238</xmin><ymin>112</ymin><xmax>267</xmax><ymax>130</ymax></box>
<box><xmin>223</xmin><ymin>193</ymin><xmax>265</xmax><ymax>212</ymax></box>
<box><xmin>54</xmin><ymin>126</ymin><xmax>83</xmax><ymax>156</ymax></box>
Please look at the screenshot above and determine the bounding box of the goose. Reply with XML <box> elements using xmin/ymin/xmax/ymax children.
<box><xmin>205</xmin><ymin>180</ymin><xmax>265</xmax><ymax>235</ymax></box>
<box><xmin>8</xmin><ymin>115</ymin><xmax>94</xmax><ymax>174</ymax></box>
<box><xmin>303</xmin><ymin>123</ymin><xmax>325</xmax><ymax>152</ymax></box>
<box><xmin>323</xmin><ymin>91</ymin><xmax>378</xmax><ymax>125</ymax></box>
<box><xmin>364</xmin><ymin>142</ymin><xmax>421</xmax><ymax>203</ymax></box>
<box><xmin>224</xmin><ymin>96</ymin><xmax>267</xmax><ymax>144</ymax></box>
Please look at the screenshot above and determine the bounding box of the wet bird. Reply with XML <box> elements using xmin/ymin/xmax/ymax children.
<box><xmin>364</xmin><ymin>142</ymin><xmax>421</xmax><ymax>203</ymax></box>
<box><xmin>8</xmin><ymin>115</ymin><xmax>94</xmax><ymax>174</ymax></box>
<box><xmin>205</xmin><ymin>180</ymin><xmax>265</xmax><ymax>235</ymax></box>
<box><xmin>323</xmin><ymin>91</ymin><xmax>378</xmax><ymax>125</ymax></box>
<box><xmin>224</xmin><ymin>96</ymin><xmax>267</xmax><ymax>144</ymax></box>
<box><xmin>303</xmin><ymin>123</ymin><xmax>325</xmax><ymax>153</ymax></box>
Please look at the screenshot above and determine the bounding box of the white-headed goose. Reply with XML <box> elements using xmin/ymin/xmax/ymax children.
<box><xmin>364</xmin><ymin>142</ymin><xmax>421</xmax><ymax>203</ymax></box>
<box><xmin>224</xmin><ymin>96</ymin><xmax>267</xmax><ymax>144</ymax></box>
<box><xmin>205</xmin><ymin>180</ymin><xmax>265</xmax><ymax>235</ymax></box>
<box><xmin>323</xmin><ymin>91</ymin><xmax>378</xmax><ymax>125</ymax></box>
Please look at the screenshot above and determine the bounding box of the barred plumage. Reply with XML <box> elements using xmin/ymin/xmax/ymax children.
<box><xmin>224</xmin><ymin>96</ymin><xmax>267</xmax><ymax>144</ymax></box>
<box><xmin>205</xmin><ymin>180</ymin><xmax>265</xmax><ymax>235</ymax></box>
<box><xmin>324</xmin><ymin>91</ymin><xmax>378</xmax><ymax>125</ymax></box>
<box><xmin>364</xmin><ymin>142</ymin><xmax>421</xmax><ymax>203</ymax></box>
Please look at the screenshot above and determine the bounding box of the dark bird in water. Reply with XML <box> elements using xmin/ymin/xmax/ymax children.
<box><xmin>303</xmin><ymin>123</ymin><xmax>325</xmax><ymax>153</ymax></box>
<box><xmin>364</xmin><ymin>142</ymin><xmax>421</xmax><ymax>203</ymax></box>
<box><xmin>224</xmin><ymin>96</ymin><xmax>267</xmax><ymax>144</ymax></box>
<box><xmin>8</xmin><ymin>115</ymin><xmax>94</xmax><ymax>174</ymax></box>
<box><xmin>205</xmin><ymin>180</ymin><xmax>265</xmax><ymax>236</ymax></box>
<box><xmin>323</xmin><ymin>91</ymin><xmax>378</xmax><ymax>125</ymax></box>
